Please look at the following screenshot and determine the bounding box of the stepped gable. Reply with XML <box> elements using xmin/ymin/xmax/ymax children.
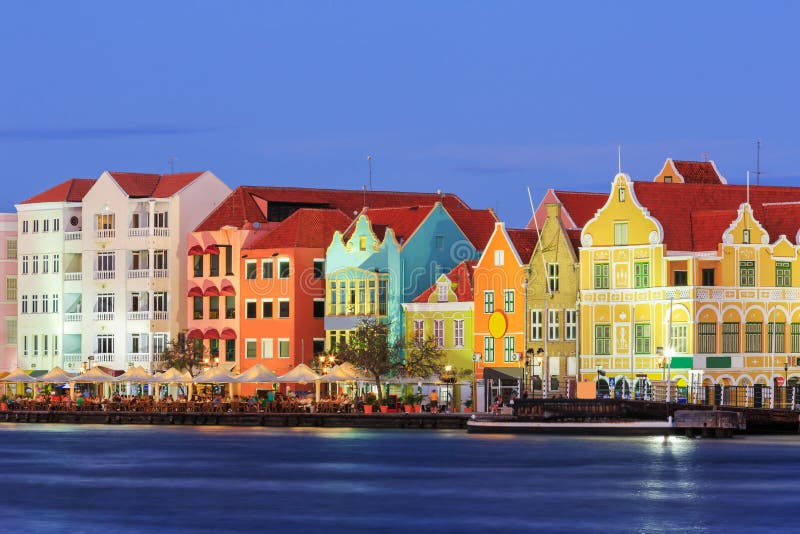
<box><xmin>448</xmin><ymin>208</ymin><xmax>498</xmax><ymax>251</ymax></box>
<box><xmin>242</xmin><ymin>208</ymin><xmax>352</xmax><ymax>250</ymax></box>
<box><xmin>632</xmin><ymin>181</ymin><xmax>800</xmax><ymax>251</ymax></box>
<box><xmin>346</xmin><ymin>205</ymin><xmax>435</xmax><ymax>243</ymax></box>
<box><xmin>19</xmin><ymin>178</ymin><xmax>96</xmax><ymax>204</ymax></box>
<box><xmin>194</xmin><ymin>185</ymin><xmax>470</xmax><ymax>232</ymax></box>
<box><xmin>108</xmin><ymin>171</ymin><xmax>204</xmax><ymax>198</ymax></box>
<box><xmin>413</xmin><ymin>260</ymin><xmax>477</xmax><ymax>303</ymax></box>
<box><xmin>672</xmin><ymin>160</ymin><xmax>725</xmax><ymax>185</ymax></box>
<box><xmin>506</xmin><ymin>228</ymin><xmax>539</xmax><ymax>264</ymax></box>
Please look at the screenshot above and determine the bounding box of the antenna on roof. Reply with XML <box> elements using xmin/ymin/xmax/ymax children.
<box><xmin>362</xmin><ymin>184</ymin><xmax>367</xmax><ymax>209</ymax></box>
<box><xmin>746</xmin><ymin>170</ymin><xmax>750</xmax><ymax>206</ymax></box>
<box><xmin>367</xmin><ymin>155</ymin><xmax>373</xmax><ymax>191</ymax></box>
<box><xmin>168</xmin><ymin>156</ymin><xmax>177</xmax><ymax>174</ymax></box>
<box><xmin>753</xmin><ymin>139</ymin><xmax>765</xmax><ymax>186</ymax></box>
<box><xmin>617</xmin><ymin>144</ymin><xmax>622</xmax><ymax>174</ymax></box>
<box><xmin>702</xmin><ymin>152</ymin><xmax>709</xmax><ymax>162</ymax></box>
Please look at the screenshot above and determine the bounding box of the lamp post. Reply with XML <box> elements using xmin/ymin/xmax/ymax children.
<box><xmin>665</xmin><ymin>347</ymin><xmax>674</xmax><ymax>403</ymax></box>
<box><xmin>525</xmin><ymin>348</ymin><xmax>534</xmax><ymax>395</ymax></box>
<box><xmin>472</xmin><ymin>353</ymin><xmax>481</xmax><ymax>412</ymax></box>
<box><xmin>535</xmin><ymin>348</ymin><xmax>544</xmax><ymax>398</ymax></box>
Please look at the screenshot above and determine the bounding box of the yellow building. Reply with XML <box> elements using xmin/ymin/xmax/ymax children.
<box><xmin>579</xmin><ymin>160</ymin><xmax>800</xmax><ymax>401</ymax></box>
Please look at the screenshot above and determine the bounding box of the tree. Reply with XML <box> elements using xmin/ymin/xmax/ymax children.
<box><xmin>157</xmin><ymin>336</ymin><xmax>208</xmax><ymax>377</ymax></box>
<box><xmin>334</xmin><ymin>318</ymin><xmax>402</xmax><ymax>401</ymax></box>
<box><xmin>404</xmin><ymin>335</ymin><xmax>446</xmax><ymax>380</ymax></box>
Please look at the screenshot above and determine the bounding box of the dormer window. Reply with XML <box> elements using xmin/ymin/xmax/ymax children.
<box><xmin>618</xmin><ymin>188</ymin><xmax>626</xmax><ymax>202</ymax></box>
<box><xmin>359</xmin><ymin>236</ymin><xmax>366</xmax><ymax>251</ymax></box>
<box><xmin>743</xmin><ymin>229</ymin><xmax>750</xmax><ymax>244</ymax></box>
<box><xmin>437</xmin><ymin>282</ymin><xmax>449</xmax><ymax>302</ymax></box>
<box><xmin>664</xmin><ymin>176</ymin><xmax>673</xmax><ymax>183</ymax></box>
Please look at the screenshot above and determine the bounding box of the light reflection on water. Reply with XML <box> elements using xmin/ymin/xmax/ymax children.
<box><xmin>1</xmin><ymin>424</ymin><xmax>799</xmax><ymax>533</ymax></box>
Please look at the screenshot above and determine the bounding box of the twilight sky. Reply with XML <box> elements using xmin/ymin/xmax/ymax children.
<box><xmin>1</xmin><ymin>1</ymin><xmax>799</xmax><ymax>226</ymax></box>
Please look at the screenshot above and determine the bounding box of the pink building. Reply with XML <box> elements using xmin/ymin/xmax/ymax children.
<box><xmin>0</xmin><ymin>213</ymin><xmax>17</xmax><ymax>372</ymax></box>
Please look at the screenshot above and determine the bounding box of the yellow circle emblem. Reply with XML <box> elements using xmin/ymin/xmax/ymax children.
<box><xmin>488</xmin><ymin>311</ymin><xmax>507</xmax><ymax>339</ymax></box>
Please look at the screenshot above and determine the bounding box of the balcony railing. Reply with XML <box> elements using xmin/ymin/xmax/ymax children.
<box><xmin>128</xmin><ymin>228</ymin><xmax>150</xmax><ymax>238</ymax></box>
<box><xmin>152</xmin><ymin>311</ymin><xmax>168</xmax><ymax>321</ymax></box>
<box><xmin>128</xmin><ymin>269</ymin><xmax>151</xmax><ymax>279</ymax></box>
<box><xmin>152</xmin><ymin>269</ymin><xmax>169</xmax><ymax>278</ymax></box>
<box><xmin>127</xmin><ymin>311</ymin><xmax>151</xmax><ymax>321</ymax></box>
<box><xmin>63</xmin><ymin>353</ymin><xmax>82</xmax><ymax>364</ymax></box>
<box><xmin>64</xmin><ymin>231</ymin><xmax>82</xmax><ymax>241</ymax></box>
<box><xmin>153</xmin><ymin>227</ymin><xmax>170</xmax><ymax>237</ymax></box>
<box><xmin>92</xmin><ymin>353</ymin><xmax>115</xmax><ymax>363</ymax></box>
<box><xmin>93</xmin><ymin>312</ymin><xmax>115</xmax><ymax>321</ymax></box>
<box><xmin>93</xmin><ymin>270</ymin><xmax>115</xmax><ymax>280</ymax></box>
<box><xmin>64</xmin><ymin>272</ymin><xmax>82</xmax><ymax>281</ymax></box>
<box><xmin>64</xmin><ymin>312</ymin><xmax>82</xmax><ymax>322</ymax></box>
<box><xmin>95</xmin><ymin>229</ymin><xmax>115</xmax><ymax>239</ymax></box>
<box><xmin>126</xmin><ymin>352</ymin><xmax>151</xmax><ymax>363</ymax></box>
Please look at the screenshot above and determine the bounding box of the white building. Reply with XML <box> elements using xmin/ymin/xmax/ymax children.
<box><xmin>15</xmin><ymin>171</ymin><xmax>231</xmax><ymax>373</ymax></box>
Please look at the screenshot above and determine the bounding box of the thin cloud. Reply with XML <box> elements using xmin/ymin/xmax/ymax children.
<box><xmin>0</xmin><ymin>125</ymin><xmax>220</xmax><ymax>142</ymax></box>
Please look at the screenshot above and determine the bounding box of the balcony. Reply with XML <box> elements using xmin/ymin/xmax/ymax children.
<box><xmin>126</xmin><ymin>352</ymin><xmax>151</xmax><ymax>364</ymax></box>
<box><xmin>127</xmin><ymin>311</ymin><xmax>151</xmax><ymax>321</ymax></box>
<box><xmin>128</xmin><ymin>228</ymin><xmax>150</xmax><ymax>238</ymax></box>
<box><xmin>93</xmin><ymin>312</ymin><xmax>115</xmax><ymax>321</ymax></box>
<box><xmin>152</xmin><ymin>269</ymin><xmax>169</xmax><ymax>278</ymax></box>
<box><xmin>63</xmin><ymin>353</ymin><xmax>82</xmax><ymax>365</ymax></box>
<box><xmin>152</xmin><ymin>311</ymin><xmax>168</xmax><ymax>321</ymax></box>
<box><xmin>64</xmin><ymin>313</ymin><xmax>82</xmax><ymax>322</ymax></box>
<box><xmin>64</xmin><ymin>272</ymin><xmax>82</xmax><ymax>281</ymax></box>
<box><xmin>92</xmin><ymin>353</ymin><xmax>115</xmax><ymax>363</ymax></box>
<box><xmin>95</xmin><ymin>229</ymin><xmax>115</xmax><ymax>240</ymax></box>
<box><xmin>128</xmin><ymin>269</ymin><xmax>150</xmax><ymax>279</ymax></box>
<box><xmin>153</xmin><ymin>227</ymin><xmax>170</xmax><ymax>237</ymax></box>
<box><xmin>94</xmin><ymin>270</ymin><xmax>115</xmax><ymax>280</ymax></box>
<box><xmin>64</xmin><ymin>231</ymin><xmax>82</xmax><ymax>241</ymax></box>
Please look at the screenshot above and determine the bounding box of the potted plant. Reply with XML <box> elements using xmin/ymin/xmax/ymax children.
<box><xmin>413</xmin><ymin>393</ymin><xmax>424</xmax><ymax>412</ymax></box>
<box><xmin>379</xmin><ymin>396</ymin><xmax>391</xmax><ymax>413</ymax></box>
<box><xmin>403</xmin><ymin>393</ymin><xmax>416</xmax><ymax>413</ymax></box>
<box><xmin>363</xmin><ymin>393</ymin><xmax>377</xmax><ymax>414</ymax></box>
<box><xmin>463</xmin><ymin>399</ymin><xmax>473</xmax><ymax>413</ymax></box>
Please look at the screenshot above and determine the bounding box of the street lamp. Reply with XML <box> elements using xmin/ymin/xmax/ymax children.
<box><xmin>472</xmin><ymin>353</ymin><xmax>481</xmax><ymax>412</ymax></box>
<box><xmin>525</xmin><ymin>348</ymin><xmax>534</xmax><ymax>395</ymax></box>
<box><xmin>664</xmin><ymin>347</ymin><xmax>674</xmax><ymax>403</ymax></box>
<box><xmin>535</xmin><ymin>348</ymin><xmax>544</xmax><ymax>398</ymax></box>
<box><xmin>444</xmin><ymin>364</ymin><xmax>453</xmax><ymax>412</ymax></box>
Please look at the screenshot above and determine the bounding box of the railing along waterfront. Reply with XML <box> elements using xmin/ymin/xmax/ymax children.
<box><xmin>601</xmin><ymin>383</ymin><xmax>799</xmax><ymax>410</ymax></box>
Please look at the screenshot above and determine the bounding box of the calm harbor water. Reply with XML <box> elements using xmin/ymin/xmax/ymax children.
<box><xmin>1</xmin><ymin>424</ymin><xmax>799</xmax><ymax>533</ymax></box>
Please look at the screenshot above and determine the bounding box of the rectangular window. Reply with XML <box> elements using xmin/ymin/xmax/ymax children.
<box><xmin>565</xmin><ymin>309</ymin><xmax>577</xmax><ymax>341</ymax></box>
<box><xmin>262</xmin><ymin>299</ymin><xmax>273</xmax><ymax>318</ymax></box>
<box><xmin>262</xmin><ymin>338</ymin><xmax>274</xmax><ymax>358</ymax></box>
<box><xmin>494</xmin><ymin>250</ymin><xmax>504</xmax><ymax>266</ymax></box>
<box><xmin>673</xmin><ymin>270</ymin><xmax>688</xmax><ymax>286</ymax></box>
<box><xmin>792</xmin><ymin>323</ymin><xmax>800</xmax><ymax>353</ymax></box>
<box><xmin>313</xmin><ymin>299</ymin><xmax>325</xmax><ymax>318</ymax></box>
<box><xmin>193</xmin><ymin>256</ymin><xmax>204</xmax><ymax>277</ymax></box>
<box><xmin>594</xmin><ymin>263</ymin><xmax>609</xmax><ymax>289</ymax></box>
<box><xmin>634</xmin><ymin>323</ymin><xmax>651</xmax><ymax>354</ymax></box>
<box><xmin>97</xmin><ymin>252</ymin><xmax>115</xmax><ymax>272</ymax></box>
<box><xmin>278</xmin><ymin>259</ymin><xmax>290</xmax><ymax>279</ymax></box>
<box><xmin>193</xmin><ymin>296</ymin><xmax>203</xmax><ymax>320</ymax></box>
<box><xmin>313</xmin><ymin>259</ymin><xmax>325</xmax><ymax>279</ymax></box>
<box><xmin>53</xmin><ymin>294</ymin><xmax>59</xmax><ymax>314</ymax></box>
<box><xmin>96</xmin><ymin>334</ymin><xmax>114</xmax><ymax>354</ymax></box>
<box><xmin>483</xmin><ymin>291</ymin><xmax>494</xmax><ymax>314</ymax></box>
<box><xmin>278</xmin><ymin>339</ymin><xmax>290</xmax><ymax>359</ymax></box>
<box><xmin>153</xmin><ymin>211</ymin><xmax>168</xmax><ymax>228</ymax></box>
<box><xmin>95</xmin><ymin>213</ymin><xmax>114</xmax><ymax>230</ymax></box>
<box><xmin>6</xmin><ymin>238</ymin><xmax>16</xmax><ymax>260</ymax></box>
<box><xmin>223</xmin><ymin>245</ymin><xmax>233</xmax><ymax>275</ymax></box>
<box><xmin>776</xmin><ymin>262</ymin><xmax>792</xmax><ymax>287</ymax></box>
<box><xmin>262</xmin><ymin>260</ymin><xmax>273</xmax><ymax>279</ymax></box>
<box><xmin>437</xmin><ymin>283</ymin><xmax>449</xmax><ymax>303</ymax></box>
<box><xmin>53</xmin><ymin>254</ymin><xmax>59</xmax><ymax>273</ymax></box>
<box><xmin>378</xmin><ymin>280</ymin><xmax>387</xmax><ymax>315</ymax></box>
<box><xmin>32</xmin><ymin>255</ymin><xmax>38</xmax><ymax>274</ymax></box>
<box><xmin>503</xmin><ymin>289</ymin><xmax>514</xmax><ymax>313</ymax></box>
<box><xmin>6</xmin><ymin>277</ymin><xmax>16</xmax><ymax>301</ymax></box>
<box><xmin>745</xmin><ymin>322</ymin><xmax>762</xmax><ymax>353</ymax></box>
<box><xmin>21</xmin><ymin>255</ymin><xmax>28</xmax><ymax>275</ymax></box>
<box><xmin>208</xmin><ymin>296</ymin><xmax>219</xmax><ymax>319</ymax></box>
<box><xmin>41</xmin><ymin>255</ymin><xmax>48</xmax><ymax>274</ymax></box>
<box><xmin>22</xmin><ymin>221</ymin><xmax>28</xmax><ymax>234</ymax></box>
<box><xmin>434</xmin><ymin>319</ymin><xmax>444</xmax><ymax>347</ymax></box>
<box><xmin>42</xmin><ymin>294</ymin><xmax>48</xmax><ymax>314</ymax></box>
<box><xmin>434</xmin><ymin>235</ymin><xmax>444</xmax><ymax>250</ymax></box>
<box><xmin>225</xmin><ymin>296</ymin><xmax>235</xmax><ymax>319</ymax></box>
<box><xmin>95</xmin><ymin>293</ymin><xmax>114</xmax><ymax>313</ymax></box>
<box><xmin>359</xmin><ymin>236</ymin><xmax>367</xmax><ymax>251</ymax></box>
<box><xmin>43</xmin><ymin>219</ymin><xmax>49</xmax><ymax>232</ymax></box>
<box><xmin>54</xmin><ymin>218</ymin><xmax>60</xmax><ymax>232</ymax></box>
<box><xmin>614</xmin><ymin>222</ymin><xmax>628</xmax><ymax>246</ymax></box>
<box><xmin>153</xmin><ymin>292</ymin><xmax>167</xmax><ymax>312</ymax></box>
<box><xmin>722</xmin><ymin>322</ymin><xmax>740</xmax><ymax>353</ymax></box>
<box><xmin>225</xmin><ymin>339</ymin><xmax>236</xmax><ymax>362</ymax></box>
<box><xmin>503</xmin><ymin>336</ymin><xmax>515</xmax><ymax>363</ymax></box>
<box><xmin>21</xmin><ymin>295</ymin><xmax>27</xmax><ymax>314</ymax></box>
<box><xmin>209</xmin><ymin>339</ymin><xmax>220</xmax><ymax>359</ymax></box>
<box><xmin>595</xmin><ymin>324</ymin><xmax>611</xmax><ymax>355</ymax></box>
<box><xmin>278</xmin><ymin>300</ymin><xmax>290</xmax><ymax>318</ymax></box>
<box><xmin>547</xmin><ymin>263</ymin><xmax>559</xmax><ymax>292</ymax></box>
<box><xmin>413</xmin><ymin>320</ymin><xmax>424</xmax><ymax>343</ymax></box>
<box><xmin>246</xmin><ymin>299</ymin><xmax>257</xmax><ymax>319</ymax></box>
<box><xmin>454</xmin><ymin>319</ymin><xmax>464</xmax><ymax>347</ymax></box>
<box><xmin>245</xmin><ymin>260</ymin><xmax>257</xmax><ymax>280</ymax></box>
<box><xmin>548</xmin><ymin>309</ymin><xmax>560</xmax><ymax>341</ymax></box>
<box><xmin>697</xmin><ymin>323</ymin><xmax>716</xmax><ymax>354</ymax></box>
<box><xmin>768</xmin><ymin>322</ymin><xmax>786</xmax><ymax>353</ymax></box>
<box><xmin>634</xmin><ymin>262</ymin><xmax>650</xmax><ymax>288</ymax></box>
<box><xmin>743</xmin><ymin>229</ymin><xmax>750</xmax><ymax>244</ymax></box>
<box><xmin>208</xmin><ymin>254</ymin><xmax>219</xmax><ymax>277</ymax></box>
<box><xmin>483</xmin><ymin>336</ymin><xmax>495</xmax><ymax>363</ymax></box>
<box><xmin>671</xmin><ymin>324</ymin><xmax>688</xmax><ymax>353</ymax></box>
<box><xmin>739</xmin><ymin>261</ymin><xmax>755</xmax><ymax>287</ymax></box>
<box><xmin>6</xmin><ymin>318</ymin><xmax>16</xmax><ymax>344</ymax></box>
<box><xmin>531</xmin><ymin>310</ymin><xmax>543</xmax><ymax>341</ymax></box>
<box><xmin>33</xmin><ymin>220</ymin><xmax>39</xmax><ymax>233</ymax></box>
<box><xmin>31</xmin><ymin>295</ymin><xmax>38</xmax><ymax>313</ymax></box>
<box><xmin>245</xmin><ymin>339</ymin><xmax>257</xmax><ymax>359</ymax></box>
<box><xmin>33</xmin><ymin>335</ymin><xmax>38</xmax><ymax>356</ymax></box>
<box><xmin>153</xmin><ymin>334</ymin><xmax>168</xmax><ymax>356</ymax></box>
<box><xmin>701</xmin><ymin>268</ymin><xmax>715</xmax><ymax>286</ymax></box>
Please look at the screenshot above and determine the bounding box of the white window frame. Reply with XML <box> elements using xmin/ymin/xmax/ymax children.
<box><xmin>454</xmin><ymin>319</ymin><xmax>464</xmax><ymax>348</ymax></box>
<box><xmin>434</xmin><ymin>319</ymin><xmax>444</xmax><ymax>347</ymax></box>
<box><xmin>530</xmin><ymin>310</ymin><xmax>543</xmax><ymax>341</ymax></box>
<box><xmin>262</xmin><ymin>338</ymin><xmax>274</xmax><ymax>359</ymax></box>
<box><xmin>245</xmin><ymin>338</ymin><xmax>257</xmax><ymax>359</ymax></box>
<box><xmin>437</xmin><ymin>282</ymin><xmax>449</xmax><ymax>303</ymax></box>
<box><xmin>565</xmin><ymin>309</ymin><xmax>577</xmax><ymax>341</ymax></box>
<box><xmin>494</xmin><ymin>249</ymin><xmax>504</xmax><ymax>266</ymax></box>
<box><xmin>548</xmin><ymin>309</ymin><xmax>560</xmax><ymax>341</ymax></box>
<box><xmin>278</xmin><ymin>258</ymin><xmax>290</xmax><ymax>279</ymax></box>
<box><xmin>278</xmin><ymin>338</ymin><xmax>290</xmax><ymax>359</ymax></box>
<box><xmin>413</xmin><ymin>320</ymin><xmax>424</xmax><ymax>343</ymax></box>
<box><xmin>614</xmin><ymin>222</ymin><xmax>628</xmax><ymax>246</ymax></box>
<box><xmin>245</xmin><ymin>298</ymin><xmax>257</xmax><ymax>319</ymax></box>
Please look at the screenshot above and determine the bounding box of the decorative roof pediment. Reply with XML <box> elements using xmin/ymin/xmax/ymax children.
<box><xmin>722</xmin><ymin>203</ymin><xmax>769</xmax><ymax>245</ymax></box>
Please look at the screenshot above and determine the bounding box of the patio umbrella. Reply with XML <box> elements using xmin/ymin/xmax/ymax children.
<box><xmin>277</xmin><ymin>363</ymin><xmax>319</xmax><ymax>384</ymax></box>
<box><xmin>37</xmin><ymin>367</ymin><xmax>77</xmax><ymax>384</ymax></box>
<box><xmin>116</xmin><ymin>366</ymin><xmax>152</xmax><ymax>382</ymax></box>
<box><xmin>315</xmin><ymin>368</ymin><xmax>354</xmax><ymax>383</ymax></box>
<box><xmin>234</xmin><ymin>364</ymin><xmax>279</xmax><ymax>384</ymax></box>
<box><xmin>151</xmin><ymin>368</ymin><xmax>193</xmax><ymax>383</ymax></box>
<box><xmin>0</xmin><ymin>367</ymin><xmax>39</xmax><ymax>383</ymax></box>
<box><xmin>334</xmin><ymin>362</ymin><xmax>370</xmax><ymax>381</ymax></box>
<box><xmin>193</xmin><ymin>366</ymin><xmax>237</xmax><ymax>384</ymax></box>
<box><xmin>70</xmin><ymin>367</ymin><xmax>118</xmax><ymax>383</ymax></box>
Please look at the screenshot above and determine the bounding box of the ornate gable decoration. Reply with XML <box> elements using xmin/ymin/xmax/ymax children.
<box><xmin>722</xmin><ymin>203</ymin><xmax>769</xmax><ymax>246</ymax></box>
<box><xmin>581</xmin><ymin>173</ymin><xmax>663</xmax><ymax>248</ymax></box>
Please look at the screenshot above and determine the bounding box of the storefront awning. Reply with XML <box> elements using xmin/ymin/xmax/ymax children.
<box><xmin>187</xmin><ymin>328</ymin><xmax>204</xmax><ymax>339</ymax></box>
<box><xmin>188</xmin><ymin>245</ymin><xmax>204</xmax><ymax>256</ymax></box>
<box><xmin>204</xmin><ymin>244</ymin><xmax>220</xmax><ymax>255</ymax></box>
<box><xmin>203</xmin><ymin>328</ymin><xmax>220</xmax><ymax>340</ymax></box>
<box><xmin>220</xmin><ymin>279</ymin><xmax>236</xmax><ymax>296</ymax></box>
<box><xmin>187</xmin><ymin>284</ymin><xmax>203</xmax><ymax>297</ymax></box>
<box><xmin>202</xmin><ymin>280</ymin><xmax>220</xmax><ymax>297</ymax></box>
<box><xmin>220</xmin><ymin>327</ymin><xmax>237</xmax><ymax>340</ymax></box>
<box><xmin>483</xmin><ymin>367</ymin><xmax>524</xmax><ymax>381</ymax></box>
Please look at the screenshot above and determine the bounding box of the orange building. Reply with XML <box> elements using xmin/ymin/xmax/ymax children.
<box><xmin>472</xmin><ymin>222</ymin><xmax>537</xmax><ymax>406</ymax></box>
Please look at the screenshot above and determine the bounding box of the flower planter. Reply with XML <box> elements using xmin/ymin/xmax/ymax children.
<box><xmin>413</xmin><ymin>405</ymin><xmax>422</xmax><ymax>413</ymax></box>
<box><xmin>363</xmin><ymin>404</ymin><xmax>373</xmax><ymax>414</ymax></box>
<box><xmin>404</xmin><ymin>404</ymin><xmax>414</xmax><ymax>413</ymax></box>
<box><xmin>463</xmin><ymin>408</ymin><xmax>472</xmax><ymax>413</ymax></box>
<box><xmin>379</xmin><ymin>405</ymin><xmax>389</xmax><ymax>414</ymax></box>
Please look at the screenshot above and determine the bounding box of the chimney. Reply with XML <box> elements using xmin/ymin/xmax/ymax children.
<box><xmin>545</xmin><ymin>203</ymin><xmax>561</xmax><ymax>219</ymax></box>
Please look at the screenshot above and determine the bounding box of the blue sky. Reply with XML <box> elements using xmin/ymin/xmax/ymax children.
<box><xmin>1</xmin><ymin>1</ymin><xmax>798</xmax><ymax>226</ymax></box>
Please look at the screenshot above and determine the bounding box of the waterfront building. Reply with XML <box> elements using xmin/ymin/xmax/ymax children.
<box><xmin>187</xmin><ymin>186</ymin><xmax>477</xmax><ymax>373</ymax></box>
<box><xmin>472</xmin><ymin>222</ymin><xmax>537</xmax><ymax>402</ymax></box>
<box><xmin>0</xmin><ymin>214</ymin><xmax>17</xmax><ymax>372</ymax></box>
<box><xmin>16</xmin><ymin>171</ymin><xmax>230</xmax><ymax>374</ymax></box>
<box><xmin>579</xmin><ymin>159</ymin><xmax>800</xmax><ymax>398</ymax></box>
<box><xmin>402</xmin><ymin>260</ymin><xmax>476</xmax><ymax>405</ymax></box>
<box><xmin>325</xmin><ymin>203</ymin><xmax>495</xmax><ymax>351</ymax></box>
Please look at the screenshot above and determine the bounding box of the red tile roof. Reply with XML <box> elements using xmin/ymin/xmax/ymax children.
<box><xmin>194</xmin><ymin>186</ymin><xmax>470</xmax><ymax>232</ymax></box>
<box><xmin>506</xmin><ymin>228</ymin><xmax>539</xmax><ymax>264</ymax></box>
<box><xmin>566</xmin><ymin>229</ymin><xmax>583</xmax><ymax>256</ymax></box>
<box><xmin>242</xmin><ymin>208</ymin><xmax>352</xmax><ymax>250</ymax></box>
<box><xmin>449</xmin><ymin>208</ymin><xmax>498</xmax><ymax>250</ymax></box>
<box><xmin>527</xmin><ymin>191</ymin><xmax>608</xmax><ymax>230</ymax></box>
<box><xmin>108</xmin><ymin>171</ymin><xmax>204</xmax><ymax>198</ymax></box>
<box><xmin>19</xmin><ymin>178</ymin><xmax>96</xmax><ymax>204</ymax></box>
<box><xmin>673</xmin><ymin>161</ymin><xmax>724</xmax><ymax>185</ymax></box>
<box><xmin>632</xmin><ymin>181</ymin><xmax>800</xmax><ymax>250</ymax></box>
<box><xmin>413</xmin><ymin>260</ymin><xmax>477</xmax><ymax>303</ymax></box>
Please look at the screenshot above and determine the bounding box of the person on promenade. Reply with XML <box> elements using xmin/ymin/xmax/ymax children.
<box><xmin>429</xmin><ymin>389</ymin><xmax>439</xmax><ymax>413</ymax></box>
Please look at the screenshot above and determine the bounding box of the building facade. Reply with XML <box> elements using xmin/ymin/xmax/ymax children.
<box><xmin>0</xmin><ymin>214</ymin><xmax>17</xmax><ymax>372</ymax></box>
